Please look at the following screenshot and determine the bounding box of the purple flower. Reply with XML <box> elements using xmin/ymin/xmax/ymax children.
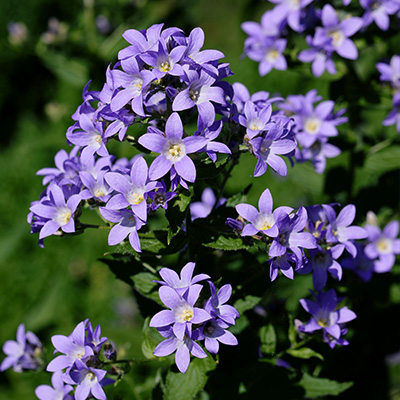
<box><xmin>383</xmin><ymin>92</ymin><xmax>400</xmax><ymax>134</ymax></box>
<box><xmin>269</xmin><ymin>0</ymin><xmax>314</xmax><ymax>32</ymax></box>
<box><xmin>268</xmin><ymin>253</ymin><xmax>298</xmax><ymax>281</ymax></box>
<box><xmin>236</xmin><ymin>188</ymin><xmax>292</xmax><ymax>238</ymax></box>
<box><xmin>105</xmin><ymin>156</ymin><xmax>158</xmax><ymax>222</ymax></box>
<box><xmin>365</xmin><ymin>220</ymin><xmax>400</xmax><ymax>273</ymax></box>
<box><xmin>199</xmin><ymin>320</ymin><xmax>238</xmax><ymax>354</ymax></box>
<box><xmin>341</xmin><ymin>242</ymin><xmax>375</xmax><ymax>282</ymax></box>
<box><xmin>138</xmin><ymin>112</ymin><xmax>208</xmax><ymax>185</ymax></box>
<box><xmin>153</xmin><ymin>326</ymin><xmax>207</xmax><ymax>374</ymax></box>
<box><xmin>69</xmin><ymin>360</ymin><xmax>108</xmax><ymax>400</ymax></box>
<box><xmin>324</xmin><ymin>204</ymin><xmax>368</xmax><ymax>257</ymax></box>
<box><xmin>377</xmin><ymin>55</ymin><xmax>400</xmax><ymax>88</ymax></box>
<box><xmin>47</xmin><ymin>321</ymin><xmax>94</xmax><ymax>372</ymax></box>
<box><xmin>314</xmin><ymin>5</ymin><xmax>363</xmax><ymax>60</ymax></box>
<box><xmin>148</xmin><ymin>181</ymin><xmax>177</xmax><ymax>210</ymax></box>
<box><xmin>29</xmin><ymin>185</ymin><xmax>81</xmax><ymax>240</ymax></box>
<box><xmin>269</xmin><ymin>207</ymin><xmax>318</xmax><ymax>261</ymax></box>
<box><xmin>360</xmin><ymin>0</ymin><xmax>400</xmax><ymax>31</ymax></box>
<box><xmin>172</xmin><ymin>67</ymin><xmax>226</xmax><ymax>130</ymax></box>
<box><xmin>99</xmin><ymin>208</ymin><xmax>144</xmax><ymax>252</ymax></box>
<box><xmin>1</xmin><ymin>324</ymin><xmax>43</xmax><ymax>372</ymax></box>
<box><xmin>190</xmin><ymin>187</ymin><xmax>225</xmax><ymax>221</ymax></box>
<box><xmin>149</xmin><ymin>285</ymin><xmax>211</xmax><ymax>340</ymax></box>
<box><xmin>156</xmin><ymin>262</ymin><xmax>211</xmax><ymax>295</ymax></box>
<box><xmin>79</xmin><ymin>170</ymin><xmax>111</xmax><ymax>203</ymax></box>
<box><xmin>238</xmin><ymin>101</ymin><xmax>272</xmax><ymax>139</ymax></box>
<box><xmin>35</xmin><ymin>371</ymin><xmax>74</xmax><ymax>400</ymax></box>
<box><xmin>204</xmin><ymin>282</ymin><xmax>240</xmax><ymax>327</ymax></box>
<box><xmin>86</xmin><ymin>322</ymin><xmax>108</xmax><ymax>354</ymax></box>
<box><xmin>297</xmin><ymin>289</ymin><xmax>356</xmax><ymax>347</ymax></box>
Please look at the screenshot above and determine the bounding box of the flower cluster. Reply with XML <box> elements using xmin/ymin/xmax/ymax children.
<box><xmin>377</xmin><ymin>55</ymin><xmax>400</xmax><ymax>134</ymax></box>
<box><xmin>0</xmin><ymin>324</ymin><xmax>43</xmax><ymax>373</ymax></box>
<box><xmin>150</xmin><ymin>262</ymin><xmax>239</xmax><ymax>373</ymax></box>
<box><xmin>279</xmin><ymin>89</ymin><xmax>347</xmax><ymax>174</ymax></box>
<box><xmin>343</xmin><ymin>211</ymin><xmax>400</xmax><ymax>281</ymax></box>
<box><xmin>41</xmin><ymin>320</ymin><xmax>114</xmax><ymax>400</ymax></box>
<box><xmin>296</xmin><ymin>289</ymin><xmax>357</xmax><ymax>348</ymax></box>
<box><xmin>242</xmin><ymin>1</ymin><xmax>400</xmax><ymax>78</ymax></box>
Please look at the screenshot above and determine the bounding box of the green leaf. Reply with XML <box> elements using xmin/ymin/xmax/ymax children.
<box><xmin>287</xmin><ymin>347</ymin><xmax>324</xmax><ymax>361</ymax></box>
<box><xmin>131</xmin><ymin>272</ymin><xmax>162</xmax><ymax>306</ymax></box>
<box><xmin>141</xmin><ymin>317</ymin><xmax>163</xmax><ymax>359</ymax></box>
<box><xmin>297</xmin><ymin>373</ymin><xmax>353</xmax><ymax>398</ymax></box>
<box><xmin>234</xmin><ymin>295</ymin><xmax>261</xmax><ymax>314</ymax></box>
<box><xmin>364</xmin><ymin>146</ymin><xmax>400</xmax><ymax>174</ymax></box>
<box><xmin>288</xmin><ymin>317</ymin><xmax>298</xmax><ymax>346</ymax></box>
<box><xmin>163</xmin><ymin>356</ymin><xmax>217</xmax><ymax>400</ymax></box>
<box><xmin>259</xmin><ymin>324</ymin><xmax>276</xmax><ymax>355</ymax></box>
<box><xmin>202</xmin><ymin>233</ymin><xmax>252</xmax><ymax>251</ymax></box>
<box><xmin>166</xmin><ymin>188</ymin><xmax>193</xmax><ymax>243</ymax></box>
<box><xmin>225</xmin><ymin>183</ymin><xmax>252</xmax><ymax>207</ymax></box>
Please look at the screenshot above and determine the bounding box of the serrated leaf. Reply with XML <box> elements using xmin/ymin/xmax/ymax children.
<box><xmin>163</xmin><ymin>356</ymin><xmax>217</xmax><ymax>400</ymax></box>
<box><xmin>287</xmin><ymin>347</ymin><xmax>324</xmax><ymax>361</ymax></box>
<box><xmin>226</xmin><ymin>183</ymin><xmax>252</xmax><ymax>207</ymax></box>
<box><xmin>202</xmin><ymin>234</ymin><xmax>252</xmax><ymax>251</ymax></box>
<box><xmin>297</xmin><ymin>373</ymin><xmax>353</xmax><ymax>398</ymax></box>
<box><xmin>234</xmin><ymin>295</ymin><xmax>261</xmax><ymax>314</ymax></box>
<box><xmin>131</xmin><ymin>272</ymin><xmax>162</xmax><ymax>305</ymax></box>
<box><xmin>259</xmin><ymin>324</ymin><xmax>276</xmax><ymax>355</ymax></box>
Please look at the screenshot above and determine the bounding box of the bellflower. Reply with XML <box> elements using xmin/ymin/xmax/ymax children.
<box><xmin>314</xmin><ymin>5</ymin><xmax>363</xmax><ymax>60</ymax></box>
<box><xmin>297</xmin><ymin>289</ymin><xmax>356</xmax><ymax>347</ymax></box>
<box><xmin>35</xmin><ymin>371</ymin><xmax>74</xmax><ymax>400</ymax></box>
<box><xmin>99</xmin><ymin>208</ymin><xmax>144</xmax><ymax>252</ymax></box>
<box><xmin>190</xmin><ymin>187</ymin><xmax>225</xmax><ymax>221</ymax></box>
<box><xmin>29</xmin><ymin>185</ymin><xmax>81</xmax><ymax>240</ymax></box>
<box><xmin>377</xmin><ymin>55</ymin><xmax>400</xmax><ymax>88</ymax></box>
<box><xmin>149</xmin><ymin>285</ymin><xmax>211</xmax><ymax>340</ymax></box>
<box><xmin>236</xmin><ymin>188</ymin><xmax>292</xmax><ymax>238</ymax></box>
<box><xmin>79</xmin><ymin>170</ymin><xmax>111</xmax><ymax>203</ymax></box>
<box><xmin>341</xmin><ymin>242</ymin><xmax>375</xmax><ymax>282</ymax></box>
<box><xmin>172</xmin><ymin>66</ymin><xmax>226</xmax><ymax>130</ymax></box>
<box><xmin>268</xmin><ymin>253</ymin><xmax>299</xmax><ymax>281</ymax></box>
<box><xmin>153</xmin><ymin>326</ymin><xmax>207</xmax><ymax>374</ymax></box>
<box><xmin>148</xmin><ymin>181</ymin><xmax>177</xmax><ymax>210</ymax></box>
<box><xmin>198</xmin><ymin>320</ymin><xmax>238</xmax><ymax>354</ymax></box>
<box><xmin>324</xmin><ymin>204</ymin><xmax>368</xmax><ymax>257</ymax></box>
<box><xmin>138</xmin><ymin>112</ymin><xmax>209</xmax><ymax>185</ymax></box>
<box><xmin>156</xmin><ymin>262</ymin><xmax>211</xmax><ymax>295</ymax></box>
<box><xmin>365</xmin><ymin>220</ymin><xmax>400</xmax><ymax>273</ymax></box>
<box><xmin>238</xmin><ymin>101</ymin><xmax>272</xmax><ymax>139</ymax></box>
<box><xmin>47</xmin><ymin>321</ymin><xmax>94</xmax><ymax>372</ymax></box>
<box><xmin>360</xmin><ymin>0</ymin><xmax>400</xmax><ymax>31</ymax></box>
<box><xmin>268</xmin><ymin>0</ymin><xmax>314</xmax><ymax>32</ymax></box>
<box><xmin>383</xmin><ymin>92</ymin><xmax>400</xmax><ymax>134</ymax></box>
<box><xmin>105</xmin><ymin>156</ymin><xmax>158</xmax><ymax>222</ymax></box>
<box><xmin>1</xmin><ymin>324</ymin><xmax>43</xmax><ymax>372</ymax></box>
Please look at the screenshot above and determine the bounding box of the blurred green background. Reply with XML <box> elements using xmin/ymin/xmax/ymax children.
<box><xmin>0</xmin><ymin>0</ymin><xmax>399</xmax><ymax>398</ymax></box>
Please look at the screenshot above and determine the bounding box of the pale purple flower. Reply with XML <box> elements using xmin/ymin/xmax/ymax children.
<box><xmin>360</xmin><ymin>0</ymin><xmax>400</xmax><ymax>31</ymax></box>
<box><xmin>314</xmin><ymin>5</ymin><xmax>363</xmax><ymax>60</ymax></box>
<box><xmin>297</xmin><ymin>289</ymin><xmax>356</xmax><ymax>347</ymax></box>
<box><xmin>268</xmin><ymin>253</ymin><xmax>298</xmax><ymax>281</ymax></box>
<box><xmin>377</xmin><ymin>55</ymin><xmax>400</xmax><ymax>88</ymax></box>
<box><xmin>138</xmin><ymin>112</ymin><xmax>208</xmax><ymax>185</ymax></box>
<box><xmin>1</xmin><ymin>324</ymin><xmax>43</xmax><ymax>372</ymax></box>
<box><xmin>99</xmin><ymin>208</ymin><xmax>144</xmax><ymax>252</ymax></box>
<box><xmin>105</xmin><ymin>156</ymin><xmax>158</xmax><ymax>222</ymax></box>
<box><xmin>172</xmin><ymin>66</ymin><xmax>225</xmax><ymax>130</ymax></box>
<box><xmin>47</xmin><ymin>322</ymin><xmax>94</xmax><ymax>372</ymax></box>
<box><xmin>153</xmin><ymin>326</ymin><xmax>207</xmax><ymax>374</ymax></box>
<box><xmin>29</xmin><ymin>185</ymin><xmax>81</xmax><ymax>240</ymax></box>
<box><xmin>365</xmin><ymin>220</ymin><xmax>400</xmax><ymax>272</ymax></box>
<box><xmin>204</xmin><ymin>282</ymin><xmax>240</xmax><ymax>327</ymax></box>
<box><xmin>269</xmin><ymin>207</ymin><xmax>318</xmax><ymax>261</ymax></box>
<box><xmin>383</xmin><ymin>92</ymin><xmax>400</xmax><ymax>134</ymax></box>
<box><xmin>35</xmin><ymin>371</ymin><xmax>74</xmax><ymax>400</ymax></box>
<box><xmin>69</xmin><ymin>360</ymin><xmax>108</xmax><ymax>400</ymax></box>
<box><xmin>190</xmin><ymin>187</ymin><xmax>225</xmax><ymax>221</ymax></box>
<box><xmin>79</xmin><ymin>170</ymin><xmax>111</xmax><ymax>203</ymax></box>
<box><xmin>156</xmin><ymin>262</ymin><xmax>211</xmax><ymax>295</ymax></box>
<box><xmin>236</xmin><ymin>188</ymin><xmax>292</xmax><ymax>238</ymax></box>
<box><xmin>324</xmin><ymin>204</ymin><xmax>368</xmax><ymax>257</ymax></box>
<box><xmin>250</xmin><ymin>120</ymin><xmax>297</xmax><ymax>177</ymax></box>
<box><xmin>149</xmin><ymin>285</ymin><xmax>211</xmax><ymax>340</ymax></box>
<box><xmin>238</xmin><ymin>101</ymin><xmax>272</xmax><ymax>139</ymax></box>
<box><xmin>269</xmin><ymin>0</ymin><xmax>314</xmax><ymax>32</ymax></box>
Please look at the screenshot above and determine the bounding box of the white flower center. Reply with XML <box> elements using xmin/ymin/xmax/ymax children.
<box><xmin>248</xmin><ymin>119</ymin><xmax>262</xmax><ymax>131</ymax></box>
<box><xmin>54</xmin><ymin>207</ymin><xmax>72</xmax><ymax>226</ymax></box>
<box><xmin>126</xmin><ymin>189</ymin><xmax>145</xmax><ymax>205</ymax></box>
<box><xmin>159</xmin><ymin>61</ymin><xmax>171</xmax><ymax>72</ymax></box>
<box><xmin>376</xmin><ymin>238</ymin><xmax>393</xmax><ymax>255</ymax></box>
<box><xmin>254</xmin><ymin>213</ymin><xmax>275</xmax><ymax>231</ymax></box>
<box><xmin>163</xmin><ymin>140</ymin><xmax>186</xmax><ymax>163</ymax></box>
<box><xmin>304</xmin><ymin>117</ymin><xmax>321</xmax><ymax>135</ymax></box>
<box><xmin>328</xmin><ymin>29</ymin><xmax>344</xmax><ymax>48</ymax></box>
<box><xmin>175</xmin><ymin>304</ymin><xmax>194</xmax><ymax>323</ymax></box>
<box><xmin>266</xmin><ymin>49</ymin><xmax>280</xmax><ymax>63</ymax></box>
